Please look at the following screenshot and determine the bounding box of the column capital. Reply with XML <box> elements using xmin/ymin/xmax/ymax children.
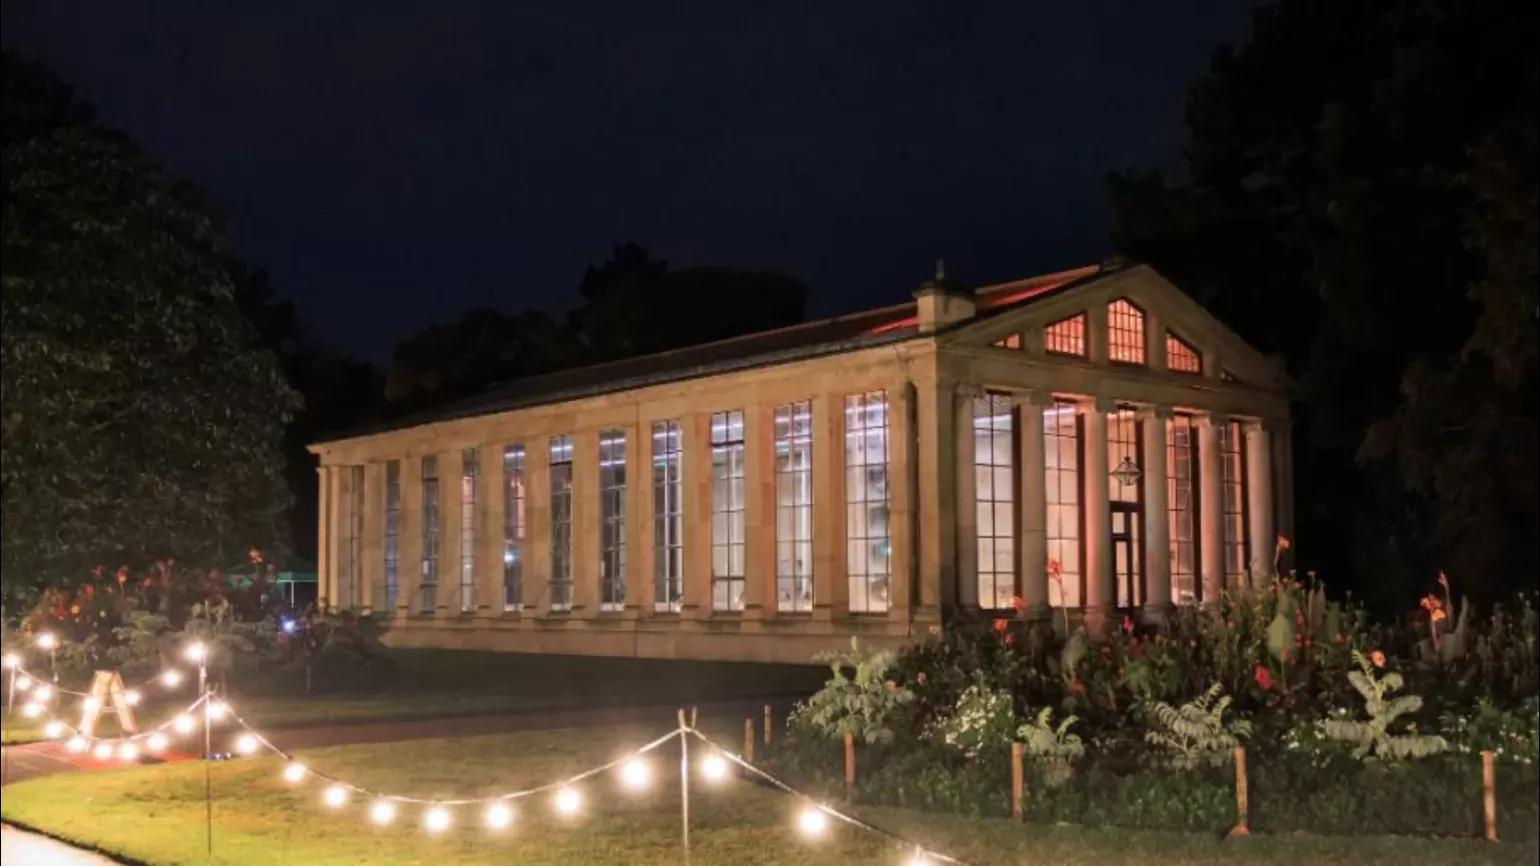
<box><xmin>1087</xmin><ymin>395</ymin><xmax>1118</xmax><ymax>415</ymax></box>
<box><xmin>1243</xmin><ymin>416</ymin><xmax>1288</xmax><ymax>434</ymax></box>
<box><xmin>1011</xmin><ymin>390</ymin><xmax>1057</xmax><ymax>408</ymax></box>
<box><xmin>1137</xmin><ymin>405</ymin><xmax>1175</xmax><ymax>422</ymax></box>
<box><xmin>952</xmin><ymin>381</ymin><xmax>985</xmax><ymax>400</ymax></box>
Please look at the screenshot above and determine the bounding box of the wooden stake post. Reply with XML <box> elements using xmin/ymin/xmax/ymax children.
<box><xmin>1482</xmin><ymin>750</ymin><xmax>1498</xmax><ymax>842</ymax></box>
<box><xmin>1010</xmin><ymin>742</ymin><xmax>1024</xmax><ymax>820</ymax></box>
<box><xmin>1228</xmin><ymin>746</ymin><xmax>1250</xmax><ymax>838</ymax></box>
<box><xmin>764</xmin><ymin>704</ymin><xmax>772</xmax><ymax>747</ymax></box>
<box><xmin>744</xmin><ymin>718</ymin><xmax>755</xmax><ymax>763</ymax></box>
<box><xmin>844</xmin><ymin>730</ymin><xmax>856</xmax><ymax>798</ymax></box>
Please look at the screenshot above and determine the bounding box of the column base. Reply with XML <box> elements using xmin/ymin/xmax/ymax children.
<box><xmin>1082</xmin><ymin>605</ymin><xmax>1113</xmax><ymax>639</ymax></box>
<box><xmin>1140</xmin><ymin>602</ymin><xmax>1173</xmax><ymax>628</ymax></box>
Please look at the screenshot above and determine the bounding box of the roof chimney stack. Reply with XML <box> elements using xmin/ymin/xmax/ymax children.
<box><xmin>912</xmin><ymin>258</ymin><xmax>976</xmax><ymax>333</ymax></box>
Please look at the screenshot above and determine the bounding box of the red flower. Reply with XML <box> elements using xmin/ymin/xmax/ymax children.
<box><xmin>1122</xmin><ymin>616</ymin><xmax>1134</xmax><ymax>634</ymax></box>
<box><xmin>993</xmin><ymin>618</ymin><xmax>1009</xmax><ymax>632</ymax></box>
<box><xmin>1009</xmin><ymin>596</ymin><xmax>1026</xmax><ymax>611</ymax></box>
<box><xmin>1275</xmin><ymin>534</ymin><xmax>1291</xmax><ymax>552</ymax></box>
<box><xmin>91</xmin><ymin>566</ymin><xmax>104</xmax><ymax>578</ymax></box>
<box><xmin>1003</xmin><ymin>633</ymin><xmax>1015</xmax><ymax>645</ymax></box>
<box><xmin>1254</xmin><ymin>664</ymin><xmax>1273</xmax><ymax>690</ymax></box>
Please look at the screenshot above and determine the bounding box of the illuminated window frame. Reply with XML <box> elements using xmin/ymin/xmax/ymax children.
<box><xmin>344</xmin><ymin>466</ymin><xmax>363</xmax><ymax>610</ymax></box>
<box><xmin>502</xmin><ymin>445</ymin><xmax>525</xmax><ymax>611</ymax></box>
<box><xmin>384</xmin><ymin>460</ymin><xmax>401</xmax><ymax>610</ymax></box>
<box><xmin>1107</xmin><ymin>408</ymin><xmax>1144</xmax><ymax>608</ymax></box>
<box><xmin>1108</xmin><ymin>299</ymin><xmax>1146</xmax><ymax>365</ymax></box>
<box><xmin>1219</xmin><ymin>420</ymin><xmax>1249</xmax><ymax>587</ymax></box>
<box><xmin>599</xmin><ymin>430</ymin><xmax>627</xmax><ymax>611</ymax></box>
<box><xmin>711</xmin><ymin>411</ymin><xmax>747</xmax><ymax>612</ymax></box>
<box><xmin>974</xmin><ymin>393</ymin><xmax>1016</xmax><ymax>610</ymax></box>
<box><xmin>992</xmin><ymin>333</ymin><xmax>1022</xmax><ymax>350</ymax></box>
<box><xmin>420</xmin><ymin>456</ymin><xmax>439</xmax><ymax>612</ymax></box>
<box><xmin>1166</xmin><ymin>332</ymin><xmax>1202</xmax><ymax>375</ymax></box>
<box><xmin>652</xmin><ymin>421</ymin><xmax>684</xmax><ymax>612</ymax></box>
<box><xmin>549</xmin><ymin>435</ymin><xmax>574</xmax><ymax>611</ymax></box>
<box><xmin>846</xmin><ymin>391</ymin><xmax>891</xmax><ymax>614</ymax></box>
<box><xmin>1044</xmin><ymin>401</ymin><xmax>1082</xmax><ymax>608</ymax></box>
<box><xmin>1044</xmin><ymin>314</ymin><xmax>1087</xmax><ymax>357</ymax></box>
<box><xmin>1167</xmin><ymin>415</ymin><xmax>1198</xmax><ymax>604</ymax></box>
<box><xmin>774</xmin><ymin>402</ymin><xmax>814</xmax><ymax>613</ymax></box>
<box><xmin>459</xmin><ymin>449</ymin><xmax>478</xmax><ymax>613</ymax></box>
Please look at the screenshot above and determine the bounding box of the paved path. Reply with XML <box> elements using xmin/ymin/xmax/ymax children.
<box><xmin>0</xmin><ymin>825</ymin><xmax>117</xmax><ymax>865</ymax></box>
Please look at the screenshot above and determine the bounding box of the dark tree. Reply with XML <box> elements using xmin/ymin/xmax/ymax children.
<box><xmin>1108</xmin><ymin>0</ymin><xmax>1538</xmax><ymax>606</ymax></box>
<box><xmin>1</xmin><ymin>51</ymin><xmax>301</xmax><ymax>607</ymax></box>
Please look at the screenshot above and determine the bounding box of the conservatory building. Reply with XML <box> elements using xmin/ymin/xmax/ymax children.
<box><xmin>308</xmin><ymin>262</ymin><xmax>1293</xmax><ymax>663</ymax></box>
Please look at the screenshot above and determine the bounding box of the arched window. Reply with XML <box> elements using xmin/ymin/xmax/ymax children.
<box><xmin>1044</xmin><ymin>314</ymin><xmax>1087</xmax><ymax>356</ymax></box>
<box><xmin>1166</xmin><ymin>332</ymin><xmax>1201</xmax><ymax>374</ymax></box>
<box><xmin>1107</xmin><ymin>299</ymin><xmax>1146</xmax><ymax>364</ymax></box>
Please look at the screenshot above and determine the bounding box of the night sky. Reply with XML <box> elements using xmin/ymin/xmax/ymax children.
<box><xmin>3</xmin><ymin>1</ymin><xmax>1258</xmax><ymax>364</ymax></box>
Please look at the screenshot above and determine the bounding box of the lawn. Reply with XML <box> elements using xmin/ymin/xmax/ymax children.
<box><xmin>2</xmin><ymin>722</ymin><xmax>1534</xmax><ymax>866</ymax></box>
<box><xmin>1</xmin><ymin>707</ymin><xmax>45</xmax><ymax>745</ymax></box>
<box><xmin>5</xmin><ymin>649</ymin><xmax>828</xmax><ymax>738</ymax></box>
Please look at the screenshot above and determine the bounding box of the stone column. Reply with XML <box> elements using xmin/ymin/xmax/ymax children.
<box><xmin>478</xmin><ymin>444</ymin><xmax>505</xmax><ymax>618</ymax></box>
<box><xmin>743</xmin><ymin>405</ymin><xmax>773</xmax><ymax>620</ymax></box>
<box><xmin>327</xmin><ymin>467</ymin><xmax>345</xmax><ymax>612</ymax></box>
<box><xmin>912</xmin><ymin>378</ymin><xmax>956</xmax><ymax>616</ymax></box>
<box><xmin>954</xmin><ymin>383</ymin><xmax>981</xmax><ymax>611</ymax></box>
<box><xmin>524</xmin><ymin>440</ymin><xmax>551</xmax><ymax>614</ymax></box>
<box><xmin>1082</xmin><ymin>398</ymin><xmax>1113</xmax><ymax>636</ymax></box>
<box><xmin>683</xmin><ymin>411</ymin><xmax>714</xmax><ymax>619</ymax></box>
<box><xmin>316</xmin><ymin>466</ymin><xmax>333</xmax><ymax>611</ymax></box>
<box><xmin>571</xmin><ymin>429</ymin><xmax>600</xmax><ymax>616</ymax></box>
<box><xmin>1141</xmin><ymin>407</ymin><xmax>1172</xmax><ymax>624</ymax></box>
<box><xmin>1014</xmin><ymin>392</ymin><xmax>1051</xmax><ymax>621</ymax></box>
<box><xmin>811</xmin><ymin>393</ymin><xmax>848</xmax><ymax>620</ymax></box>
<box><xmin>1196</xmin><ymin>416</ymin><xmax>1224</xmax><ymax>605</ymax></box>
<box><xmin>886</xmin><ymin>382</ymin><xmax>916</xmax><ymax>622</ymax></box>
<box><xmin>1245</xmin><ymin>420</ymin><xmax>1276</xmax><ymax>581</ymax></box>
<box><xmin>362</xmin><ymin>462</ymin><xmax>385</xmax><ymax>613</ymax></box>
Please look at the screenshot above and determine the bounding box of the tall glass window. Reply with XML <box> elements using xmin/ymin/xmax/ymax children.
<box><xmin>599</xmin><ymin>430</ymin><xmax>628</xmax><ymax>611</ymax></box>
<box><xmin>502</xmin><ymin>445</ymin><xmax>525</xmax><ymax>610</ymax></box>
<box><xmin>652</xmin><ymin>421</ymin><xmax>684</xmax><ymax>612</ymax></box>
<box><xmin>549</xmin><ymin>435</ymin><xmax>574</xmax><ymax>610</ymax></box>
<box><xmin>1166</xmin><ymin>333</ymin><xmax>1202</xmax><ymax>374</ymax></box>
<box><xmin>1219</xmin><ymin>420</ymin><xmax>1249</xmax><ymax>586</ymax></box>
<box><xmin>774</xmin><ymin>401</ymin><xmax>814</xmax><ymax>612</ymax></box>
<box><xmin>846</xmin><ymin>391</ymin><xmax>890</xmax><ymax>613</ymax></box>
<box><xmin>1044</xmin><ymin>402</ymin><xmax>1081</xmax><ymax>608</ymax></box>
<box><xmin>711</xmin><ymin>411</ymin><xmax>747</xmax><ymax>611</ymax></box>
<box><xmin>974</xmin><ymin>393</ymin><xmax>1015</xmax><ymax>609</ymax></box>
<box><xmin>420</xmin><ymin>455</ymin><xmax>439</xmax><ymax>612</ymax></box>
<box><xmin>1045</xmin><ymin>314</ymin><xmax>1087</xmax><ymax>356</ymax></box>
<box><xmin>1108</xmin><ymin>299</ymin><xmax>1147</xmax><ymax>364</ymax></box>
<box><xmin>459</xmin><ymin>449</ymin><xmax>479</xmax><ymax>612</ymax></box>
<box><xmin>1167</xmin><ymin>415</ymin><xmax>1198</xmax><ymax>604</ymax></box>
<box><xmin>345</xmin><ymin>466</ymin><xmax>363</xmax><ymax>609</ymax></box>
<box><xmin>1108</xmin><ymin>408</ymin><xmax>1144</xmax><ymax>608</ymax></box>
<box><xmin>384</xmin><ymin>460</ymin><xmax>401</xmax><ymax>610</ymax></box>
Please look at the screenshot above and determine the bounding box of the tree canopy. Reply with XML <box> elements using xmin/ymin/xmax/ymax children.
<box><xmin>1108</xmin><ymin>0</ymin><xmax>1537</xmax><ymax>605</ymax></box>
<box><xmin>0</xmin><ymin>50</ymin><xmax>301</xmax><ymax>608</ymax></box>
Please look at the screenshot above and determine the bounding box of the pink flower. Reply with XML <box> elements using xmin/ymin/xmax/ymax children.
<box><xmin>1254</xmin><ymin>664</ymin><xmax>1273</xmax><ymax>690</ymax></box>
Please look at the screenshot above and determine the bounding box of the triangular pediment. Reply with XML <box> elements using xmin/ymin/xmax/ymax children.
<box><xmin>946</xmin><ymin>265</ymin><xmax>1283</xmax><ymax>388</ymax></box>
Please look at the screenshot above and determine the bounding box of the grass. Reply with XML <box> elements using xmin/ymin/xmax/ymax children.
<box><xmin>3</xmin><ymin>722</ymin><xmax>1536</xmax><ymax>866</ymax></box>
<box><xmin>6</xmin><ymin>649</ymin><xmax>828</xmax><ymax>737</ymax></box>
<box><xmin>2</xmin><ymin>707</ymin><xmax>45</xmax><ymax>745</ymax></box>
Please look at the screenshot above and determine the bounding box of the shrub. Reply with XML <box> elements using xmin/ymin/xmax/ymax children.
<box><xmin>1016</xmin><ymin>706</ymin><xmax>1085</xmax><ymax>761</ymax></box>
<box><xmin>789</xmin><ymin>637</ymin><xmax>914</xmax><ymax>745</ymax></box>
<box><xmin>930</xmin><ymin>677</ymin><xmax>1014</xmax><ymax>756</ymax></box>
<box><xmin>1143</xmin><ymin>683</ymin><xmax>1251</xmax><ymax>768</ymax></box>
<box><xmin>1442</xmin><ymin>696</ymin><xmax>1539</xmax><ymax>766</ymax></box>
<box><xmin>1320</xmin><ymin>650</ymin><xmax>1448</xmax><ymax>760</ymax></box>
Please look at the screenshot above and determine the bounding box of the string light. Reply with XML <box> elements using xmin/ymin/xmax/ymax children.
<box><xmin>207</xmin><ymin>700</ymin><xmax>228</xmax><ymax>720</ymax></box>
<box><xmin>21</xmin><ymin>702</ymin><xmax>43</xmax><ymax>719</ymax></box>
<box><xmin>92</xmin><ymin>742</ymin><xmax>114</xmax><ymax>760</ymax></box>
<box><xmin>323</xmin><ymin>785</ymin><xmax>349</xmax><ymax>809</ymax></box>
<box><xmin>184</xmin><ymin>642</ymin><xmax>206</xmax><ymax>663</ymax></box>
<box><xmin>15</xmin><ymin>675</ymin><xmax>30</xmax><ymax>692</ymax></box>
<box><xmin>36</xmin><ymin>632</ymin><xmax>57</xmax><ymax>650</ymax></box>
<box><xmin>368</xmin><ymin>799</ymin><xmax>396</xmax><ymax>825</ymax></box>
<box><xmin>124</xmin><ymin>689</ymin><xmax>141</xmax><ymax>706</ymax></box>
<box><xmin>906</xmin><ymin>850</ymin><xmax>933</xmax><ymax>866</ymax></box>
<box><xmin>234</xmin><ymin>733</ymin><xmax>259</xmax><ymax>755</ymax></box>
<box><xmin>553</xmin><ymin>787</ymin><xmax>582</xmax><ymax>817</ymax></box>
<box><xmin>2</xmin><ymin>652</ymin><xmax>19</xmax><ymax>669</ymax></box>
<box><xmin>44</xmin><ymin>721</ymin><xmax>65</xmax><ymax>739</ymax></box>
<box><xmin>119</xmin><ymin>742</ymin><xmax>140</xmax><ymax>762</ymax></box>
<box><xmin>146</xmin><ymin>733</ymin><xmax>169</xmax><ymax>753</ymax></box>
<box><xmin>33</xmin><ymin>684</ymin><xmax>52</xmax><ymax>702</ymax></box>
<box><xmin>65</xmin><ymin>736</ymin><xmax>88</xmax><ymax>754</ymax></box>
<box><xmin>81</xmin><ymin>696</ymin><xmax>101</xmax><ymax>712</ymax></box>
<box><xmin>484</xmin><ymin>802</ymin><xmax>514</xmax><ymax>831</ymax></box>
<box><xmin>700</xmin><ymin>753</ymin><xmax>728</xmax><ymax>782</ymax></box>
<box><xmin>423</xmin><ymin>806</ymin><xmax>452</xmax><ymax>834</ymax></box>
<box><xmin>620</xmin><ymin>757</ymin><xmax>651</xmax><ymax>790</ymax></box>
<box><xmin>174</xmin><ymin>714</ymin><xmax>196</xmax><ymax>734</ymax></box>
<box><xmin>161</xmin><ymin>670</ymin><xmax>183</xmax><ymax>688</ymax></box>
<box><xmin>283</xmin><ymin>763</ymin><xmax>308</xmax><ymax>783</ymax></box>
<box><xmin>797</xmin><ymin>804</ymin><xmax>830</xmax><ymax>837</ymax></box>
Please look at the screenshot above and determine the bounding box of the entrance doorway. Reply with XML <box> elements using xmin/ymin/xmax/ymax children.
<box><xmin>1111</xmin><ymin>504</ymin><xmax>1144</xmax><ymax>608</ymax></box>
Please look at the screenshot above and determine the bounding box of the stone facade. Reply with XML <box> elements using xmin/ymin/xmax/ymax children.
<box><xmin>308</xmin><ymin>264</ymin><xmax>1292</xmax><ymax>663</ymax></box>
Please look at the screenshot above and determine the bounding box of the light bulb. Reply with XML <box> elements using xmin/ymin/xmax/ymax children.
<box><xmin>146</xmin><ymin>733</ymin><xmax>169</xmax><ymax>752</ymax></box>
<box><xmin>21</xmin><ymin>702</ymin><xmax>43</xmax><ymax>719</ymax></box>
<box><xmin>185</xmin><ymin>642</ymin><xmax>206</xmax><ymax>663</ymax></box>
<box><xmin>323</xmin><ymin>785</ymin><xmax>349</xmax><ymax>808</ymax></box>
<box><xmin>33</xmin><ymin>684</ymin><xmax>53</xmax><ymax>702</ymax></box>
<box><xmin>283</xmin><ymin>763</ymin><xmax>307</xmax><ymax>783</ymax></box>
<box><xmin>620</xmin><ymin>757</ymin><xmax>651</xmax><ymax>790</ymax></box>
<box><xmin>423</xmin><ymin>806</ymin><xmax>451</xmax><ymax>834</ymax></box>
<box><xmin>36</xmin><ymin>632</ymin><xmax>57</xmax><ymax>650</ymax></box>
<box><xmin>92</xmin><ymin>742</ymin><xmax>114</xmax><ymax>760</ymax></box>
<box><xmin>797</xmin><ymin>805</ymin><xmax>829</xmax><ymax>837</ymax></box>
<box><xmin>906</xmin><ymin>851</ymin><xmax>932</xmax><ymax>866</ymax></box>
<box><xmin>234</xmin><ymin>733</ymin><xmax>259</xmax><ymax>755</ymax></box>
<box><xmin>81</xmin><ymin>696</ymin><xmax>101</xmax><ymax>712</ymax></box>
<box><xmin>369</xmin><ymin>799</ymin><xmax>396</xmax><ymax>825</ymax></box>
<box><xmin>119</xmin><ymin>743</ymin><xmax>140</xmax><ymax>761</ymax></box>
<box><xmin>2</xmin><ymin>652</ymin><xmax>18</xmax><ymax>669</ymax></box>
<box><xmin>484</xmin><ymin>802</ymin><xmax>513</xmax><ymax>830</ymax></box>
<box><xmin>44</xmin><ymin>721</ymin><xmax>66</xmax><ymax>739</ymax></box>
<box><xmin>124</xmin><ymin>689</ymin><xmax>141</xmax><ymax>706</ymax></box>
<box><xmin>553</xmin><ymin>787</ymin><xmax>582</xmax><ymax>817</ymax></box>
<box><xmin>207</xmin><ymin>700</ymin><xmax>228</xmax><ymax>720</ymax></box>
<box><xmin>15</xmin><ymin>675</ymin><xmax>30</xmax><ymax>692</ymax></box>
<box><xmin>174</xmin><ymin>714</ymin><xmax>195</xmax><ymax>734</ymax></box>
<box><xmin>162</xmin><ymin>670</ymin><xmax>183</xmax><ymax>688</ymax></box>
<box><xmin>65</xmin><ymin>736</ymin><xmax>88</xmax><ymax>753</ymax></box>
<box><xmin>700</xmin><ymin>753</ymin><xmax>728</xmax><ymax>782</ymax></box>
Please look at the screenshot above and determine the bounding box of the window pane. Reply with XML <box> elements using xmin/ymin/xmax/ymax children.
<box><xmin>774</xmin><ymin>402</ymin><xmax>814</xmax><ymax>612</ymax></box>
<box><xmin>710</xmin><ymin>410</ymin><xmax>746</xmax><ymax>611</ymax></box>
<box><xmin>845</xmin><ymin>392</ymin><xmax>890</xmax><ymax>613</ymax></box>
<box><xmin>973</xmin><ymin>393</ymin><xmax>1016</xmax><ymax>609</ymax></box>
<box><xmin>599</xmin><ymin>430</ymin><xmax>627</xmax><ymax>611</ymax></box>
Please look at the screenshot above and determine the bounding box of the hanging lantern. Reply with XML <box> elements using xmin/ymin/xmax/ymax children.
<box><xmin>1111</xmin><ymin>456</ymin><xmax>1143</xmax><ymax>487</ymax></box>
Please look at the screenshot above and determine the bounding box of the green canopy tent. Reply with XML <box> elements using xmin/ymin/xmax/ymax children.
<box><xmin>221</xmin><ymin>555</ymin><xmax>318</xmax><ymax>608</ymax></box>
